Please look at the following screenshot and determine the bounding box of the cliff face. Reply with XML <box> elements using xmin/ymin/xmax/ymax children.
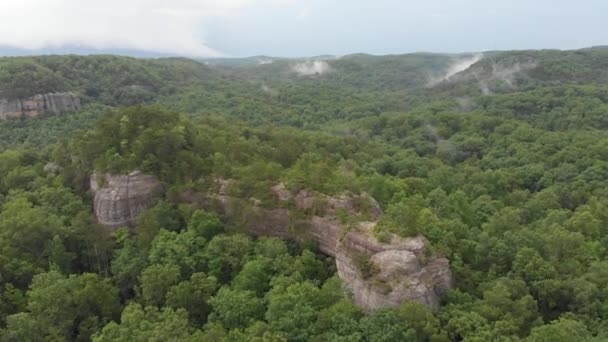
<box><xmin>0</xmin><ymin>92</ymin><xmax>81</xmax><ymax>120</ymax></box>
<box><xmin>182</xmin><ymin>182</ymin><xmax>454</xmax><ymax>311</ymax></box>
<box><xmin>90</xmin><ymin>173</ymin><xmax>453</xmax><ymax>310</ymax></box>
<box><xmin>335</xmin><ymin>228</ymin><xmax>452</xmax><ymax>310</ymax></box>
<box><xmin>90</xmin><ymin>171</ymin><xmax>163</xmax><ymax>229</ymax></box>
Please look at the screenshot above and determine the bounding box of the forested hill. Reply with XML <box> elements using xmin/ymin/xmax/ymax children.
<box><xmin>0</xmin><ymin>55</ymin><xmax>216</xmax><ymax>103</ymax></box>
<box><xmin>3</xmin><ymin>48</ymin><xmax>608</xmax><ymax>104</ymax></box>
<box><xmin>2</xmin><ymin>48</ymin><xmax>608</xmax><ymax>148</ymax></box>
<box><xmin>1</xmin><ymin>48</ymin><xmax>608</xmax><ymax>341</ymax></box>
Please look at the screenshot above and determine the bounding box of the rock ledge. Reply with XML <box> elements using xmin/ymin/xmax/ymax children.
<box><xmin>91</xmin><ymin>174</ymin><xmax>453</xmax><ymax>310</ymax></box>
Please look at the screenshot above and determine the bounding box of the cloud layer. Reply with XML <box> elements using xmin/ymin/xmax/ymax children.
<box><xmin>0</xmin><ymin>0</ymin><xmax>292</xmax><ymax>57</ymax></box>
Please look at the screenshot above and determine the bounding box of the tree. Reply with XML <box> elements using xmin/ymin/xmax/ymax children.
<box><xmin>1</xmin><ymin>312</ymin><xmax>45</xmax><ymax>342</ymax></box>
<box><xmin>110</xmin><ymin>234</ymin><xmax>148</xmax><ymax>298</ymax></box>
<box><xmin>138</xmin><ymin>264</ymin><xmax>181</xmax><ymax>307</ymax></box>
<box><xmin>1</xmin><ymin>271</ymin><xmax>120</xmax><ymax>341</ymax></box>
<box><xmin>208</xmin><ymin>287</ymin><xmax>265</xmax><ymax>329</ymax></box>
<box><xmin>511</xmin><ymin>247</ymin><xmax>556</xmax><ymax>283</ymax></box>
<box><xmin>316</xmin><ymin>300</ymin><xmax>364</xmax><ymax>341</ymax></box>
<box><xmin>204</xmin><ymin>234</ymin><xmax>252</xmax><ymax>283</ymax></box>
<box><xmin>360</xmin><ymin>309</ymin><xmax>417</xmax><ymax>342</ymax></box>
<box><xmin>93</xmin><ymin>304</ymin><xmax>199</xmax><ymax>342</ymax></box>
<box><xmin>232</xmin><ymin>257</ymin><xmax>275</xmax><ymax>296</ymax></box>
<box><xmin>399</xmin><ymin>301</ymin><xmax>449</xmax><ymax>342</ymax></box>
<box><xmin>166</xmin><ymin>272</ymin><xmax>219</xmax><ymax>326</ymax></box>
<box><xmin>187</xmin><ymin>210</ymin><xmax>223</xmax><ymax>240</ymax></box>
<box><xmin>525</xmin><ymin>317</ymin><xmax>592</xmax><ymax>342</ymax></box>
<box><xmin>135</xmin><ymin>201</ymin><xmax>182</xmax><ymax>247</ymax></box>
<box><xmin>265</xmin><ymin>281</ymin><xmax>323</xmax><ymax>341</ymax></box>
<box><xmin>293</xmin><ymin>250</ymin><xmax>331</xmax><ymax>284</ymax></box>
<box><xmin>0</xmin><ymin>196</ymin><xmax>64</xmax><ymax>286</ymax></box>
<box><xmin>148</xmin><ymin>229</ymin><xmax>207</xmax><ymax>277</ymax></box>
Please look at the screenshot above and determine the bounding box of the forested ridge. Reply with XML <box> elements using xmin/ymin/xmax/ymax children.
<box><xmin>0</xmin><ymin>48</ymin><xmax>608</xmax><ymax>341</ymax></box>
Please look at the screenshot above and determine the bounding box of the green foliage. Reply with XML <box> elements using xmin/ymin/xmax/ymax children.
<box><xmin>166</xmin><ymin>272</ymin><xmax>219</xmax><ymax>326</ymax></box>
<box><xmin>204</xmin><ymin>234</ymin><xmax>253</xmax><ymax>283</ymax></box>
<box><xmin>187</xmin><ymin>209</ymin><xmax>224</xmax><ymax>239</ymax></box>
<box><xmin>148</xmin><ymin>229</ymin><xmax>207</xmax><ymax>276</ymax></box>
<box><xmin>92</xmin><ymin>303</ymin><xmax>199</xmax><ymax>341</ymax></box>
<box><xmin>265</xmin><ymin>281</ymin><xmax>324</xmax><ymax>341</ymax></box>
<box><xmin>1</xmin><ymin>271</ymin><xmax>120</xmax><ymax>341</ymax></box>
<box><xmin>360</xmin><ymin>309</ymin><xmax>417</xmax><ymax>341</ymax></box>
<box><xmin>138</xmin><ymin>263</ymin><xmax>181</xmax><ymax>307</ymax></box>
<box><xmin>135</xmin><ymin>201</ymin><xmax>182</xmax><ymax>246</ymax></box>
<box><xmin>0</xmin><ymin>55</ymin><xmax>214</xmax><ymax>104</ymax></box>
<box><xmin>0</xmin><ymin>58</ymin><xmax>69</xmax><ymax>99</ymax></box>
<box><xmin>86</xmin><ymin>106</ymin><xmax>203</xmax><ymax>180</ymax></box>
<box><xmin>0</xmin><ymin>105</ymin><xmax>104</xmax><ymax>150</ymax></box>
<box><xmin>208</xmin><ymin>287</ymin><xmax>266</xmax><ymax>329</ymax></box>
<box><xmin>2</xmin><ymin>49</ymin><xmax>608</xmax><ymax>340</ymax></box>
<box><xmin>525</xmin><ymin>317</ymin><xmax>592</xmax><ymax>342</ymax></box>
<box><xmin>110</xmin><ymin>235</ymin><xmax>148</xmax><ymax>298</ymax></box>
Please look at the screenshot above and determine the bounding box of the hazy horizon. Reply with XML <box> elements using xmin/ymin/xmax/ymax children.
<box><xmin>1</xmin><ymin>45</ymin><xmax>606</xmax><ymax>60</ymax></box>
<box><xmin>0</xmin><ymin>0</ymin><xmax>606</xmax><ymax>58</ymax></box>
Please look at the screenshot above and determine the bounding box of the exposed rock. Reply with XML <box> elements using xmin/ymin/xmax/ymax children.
<box><xmin>0</xmin><ymin>92</ymin><xmax>81</xmax><ymax>120</ymax></box>
<box><xmin>335</xmin><ymin>228</ymin><xmax>453</xmax><ymax>311</ymax></box>
<box><xmin>182</xmin><ymin>181</ymin><xmax>453</xmax><ymax>311</ymax></box>
<box><xmin>91</xmin><ymin>172</ymin><xmax>453</xmax><ymax>310</ymax></box>
<box><xmin>90</xmin><ymin>171</ymin><xmax>163</xmax><ymax>230</ymax></box>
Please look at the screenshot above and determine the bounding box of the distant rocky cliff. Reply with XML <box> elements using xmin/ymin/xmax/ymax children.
<box><xmin>0</xmin><ymin>92</ymin><xmax>80</xmax><ymax>120</ymax></box>
<box><xmin>91</xmin><ymin>173</ymin><xmax>453</xmax><ymax>311</ymax></box>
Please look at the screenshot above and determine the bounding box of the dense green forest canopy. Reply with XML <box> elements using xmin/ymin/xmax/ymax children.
<box><xmin>1</xmin><ymin>48</ymin><xmax>608</xmax><ymax>341</ymax></box>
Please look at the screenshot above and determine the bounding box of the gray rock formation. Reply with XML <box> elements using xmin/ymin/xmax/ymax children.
<box><xmin>90</xmin><ymin>171</ymin><xmax>453</xmax><ymax>310</ymax></box>
<box><xmin>0</xmin><ymin>92</ymin><xmax>80</xmax><ymax>120</ymax></box>
<box><xmin>90</xmin><ymin>171</ymin><xmax>163</xmax><ymax>230</ymax></box>
<box><xmin>182</xmin><ymin>182</ymin><xmax>453</xmax><ymax>311</ymax></box>
<box><xmin>335</xmin><ymin>227</ymin><xmax>453</xmax><ymax>310</ymax></box>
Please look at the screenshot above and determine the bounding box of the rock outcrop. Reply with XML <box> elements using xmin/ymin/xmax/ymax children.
<box><xmin>335</xmin><ymin>227</ymin><xmax>453</xmax><ymax>310</ymax></box>
<box><xmin>0</xmin><ymin>92</ymin><xmax>81</xmax><ymax>120</ymax></box>
<box><xmin>90</xmin><ymin>171</ymin><xmax>163</xmax><ymax>229</ymax></box>
<box><xmin>183</xmin><ymin>182</ymin><xmax>454</xmax><ymax>311</ymax></box>
<box><xmin>90</xmin><ymin>172</ymin><xmax>453</xmax><ymax>310</ymax></box>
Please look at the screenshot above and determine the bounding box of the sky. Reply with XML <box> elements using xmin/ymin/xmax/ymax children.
<box><xmin>0</xmin><ymin>0</ymin><xmax>606</xmax><ymax>58</ymax></box>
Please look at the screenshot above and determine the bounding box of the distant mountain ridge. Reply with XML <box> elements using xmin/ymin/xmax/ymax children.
<box><xmin>2</xmin><ymin>47</ymin><xmax>608</xmax><ymax>120</ymax></box>
<box><xmin>0</xmin><ymin>45</ymin><xmax>179</xmax><ymax>58</ymax></box>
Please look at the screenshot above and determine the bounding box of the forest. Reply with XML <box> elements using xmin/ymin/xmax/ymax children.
<box><xmin>0</xmin><ymin>48</ymin><xmax>608</xmax><ymax>341</ymax></box>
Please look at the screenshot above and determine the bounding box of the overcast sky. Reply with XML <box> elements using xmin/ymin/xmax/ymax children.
<box><xmin>0</xmin><ymin>0</ymin><xmax>606</xmax><ymax>57</ymax></box>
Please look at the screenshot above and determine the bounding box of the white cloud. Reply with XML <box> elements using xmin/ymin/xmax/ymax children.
<box><xmin>0</xmin><ymin>0</ymin><xmax>296</xmax><ymax>57</ymax></box>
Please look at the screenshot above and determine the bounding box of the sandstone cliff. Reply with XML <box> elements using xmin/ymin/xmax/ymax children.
<box><xmin>90</xmin><ymin>173</ymin><xmax>453</xmax><ymax>310</ymax></box>
<box><xmin>181</xmin><ymin>182</ymin><xmax>453</xmax><ymax>311</ymax></box>
<box><xmin>0</xmin><ymin>92</ymin><xmax>81</xmax><ymax>120</ymax></box>
<box><xmin>90</xmin><ymin>171</ymin><xmax>163</xmax><ymax>229</ymax></box>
